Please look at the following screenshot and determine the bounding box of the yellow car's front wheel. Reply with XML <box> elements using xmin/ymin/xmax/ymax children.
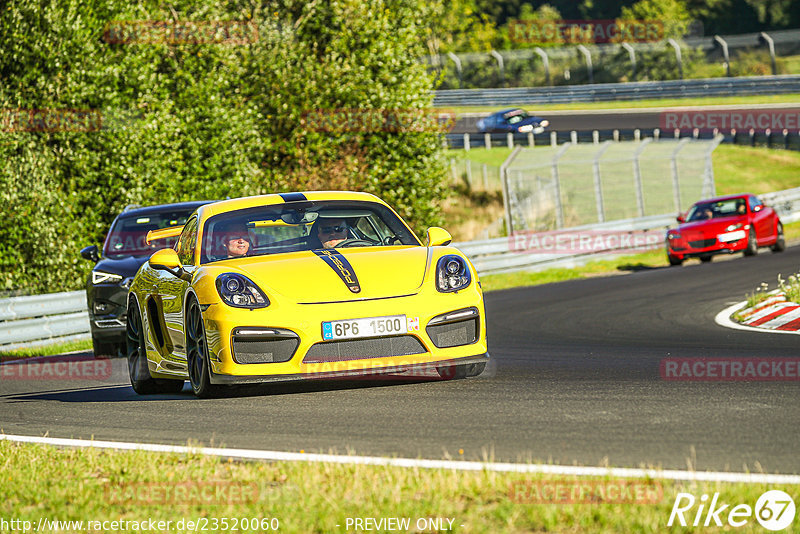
<box><xmin>186</xmin><ymin>298</ymin><xmax>219</xmax><ymax>398</ymax></box>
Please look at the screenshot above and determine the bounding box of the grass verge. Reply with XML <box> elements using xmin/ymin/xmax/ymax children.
<box><xmin>0</xmin><ymin>439</ymin><xmax>793</xmax><ymax>533</ymax></box>
<box><xmin>0</xmin><ymin>338</ymin><xmax>92</xmax><ymax>360</ymax></box>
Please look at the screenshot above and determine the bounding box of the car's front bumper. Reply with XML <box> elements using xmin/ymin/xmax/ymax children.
<box><xmin>198</xmin><ymin>286</ymin><xmax>488</xmax><ymax>381</ymax></box>
<box><xmin>667</xmin><ymin>233</ymin><xmax>747</xmax><ymax>259</ymax></box>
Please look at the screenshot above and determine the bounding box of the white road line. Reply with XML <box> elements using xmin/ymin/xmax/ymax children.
<box><xmin>715</xmin><ymin>301</ymin><xmax>800</xmax><ymax>335</ymax></box>
<box><xmin>1</xmin><ymin>433</ymin><xmax>798</xmax><ymax>484</ymax></box>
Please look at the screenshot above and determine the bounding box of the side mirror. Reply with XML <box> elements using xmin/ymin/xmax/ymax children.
<box><xmin>80</xmin><ymin>245</ymin><xmax>100</xmax><ymax>263</ymax></box>
<box><xmin>753</xmin><ymin>205</ymin><xmax>763</xmax><ymax>212</ymax></box>
<box><xmin>149</xmin><ymin>249</ymin><xmax>191</xmax><ymax>281</ymax></box>
<box><xmin>426</xmin><ymin>227</ymin><xmax>452</xmax><ymax>247</ymax></box>
<box><xmin>676</xmin><ymin>214</ymin><xmax>686</xmax><ymax>223</ymax></box>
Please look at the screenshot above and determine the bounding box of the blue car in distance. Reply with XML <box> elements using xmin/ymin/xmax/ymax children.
<box><xmin>476</xmin><ymin>108</ymin><xmax>549</xmax><ymax>134</ymax></box>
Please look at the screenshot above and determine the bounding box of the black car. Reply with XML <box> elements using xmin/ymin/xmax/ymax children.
<box><xmin>476</xmin><ymin>108</ymin><xmax>549</xmax><ymax>134</ymax></box>
<box><xmin>80</xmin><ymin>201</ymin><xmax>211</xmax><ymax>357</ymax></box>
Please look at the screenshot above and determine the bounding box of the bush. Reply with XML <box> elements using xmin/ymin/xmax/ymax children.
<box><xmin>0</xmin><ymin>0</ymin><xmax>446</xmax><ymax>293</ymax></box>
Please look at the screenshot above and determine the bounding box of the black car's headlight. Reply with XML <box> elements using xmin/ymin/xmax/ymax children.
<box><xmin>436</xmin><ymin>255</ymin><xmax>472</xmax><ymax>293</ymax></box>
<box><xmin>92</xmin><ymin>271</ymin><xmax>123</xmax><ymax>285</ymax></box>
<box><xmin>215</xmin><ymin>273</ymin><xmax>269</xmax><ymax>308</ymax></box>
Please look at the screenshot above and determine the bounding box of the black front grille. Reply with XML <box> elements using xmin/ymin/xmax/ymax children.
<box><xmin>689</xmin><ymin>238</ymin><xmax>717</xmax><ymax>248</ymax></box>
<box><xmin>426</xmin><ymin>318</ymin><xmax>478</xmax><ymax>348</ymax></box>
<box><xmin>232</xmin><ymin>338</ymin><xmax>299</xmax><ymax>364</ymax></box>
<box><xmin>303</xmin><ymin>335</ymin><xmax>426</xmax><ymax>363</ymax></box>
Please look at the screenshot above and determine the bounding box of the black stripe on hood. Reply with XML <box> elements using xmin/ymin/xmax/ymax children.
<box><xmin>312</xmin><ymin>249</ymin><xmax>361</xmax><ymax>293</ymax></box>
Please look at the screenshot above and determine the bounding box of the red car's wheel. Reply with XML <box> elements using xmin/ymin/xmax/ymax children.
<box><xmin>743</xmin><ymin>230</ymin><xmax>758</xmax><ymax>256</ymax></box>
<box><xmin>771</xmin><ymin>223</ymin><xmax>786</xmax><ymax>253</ymax></box>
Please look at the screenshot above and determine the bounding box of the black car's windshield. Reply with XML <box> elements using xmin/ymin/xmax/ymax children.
<box><xmin>201</xmin><ymin>200</ymin><xmax>420</xmax><ymax>264</ymax></box>
<box><xmin>104</xmin><ymin>210</ymin><xmax>195</xmax><ymax>258</ymax></box>
<box><xmin>686</xmin><ymin>198</ymin><xmax>746</xmax><ymax>221</ymax></box>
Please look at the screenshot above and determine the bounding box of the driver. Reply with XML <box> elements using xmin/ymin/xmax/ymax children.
<box><xmin>316</xmin><ymin>218</ymin><xmax>349</xmax><ymax>249</ymax></box>
<box><xmin>218</xmin><ymin>222</ymin><xmax>251</xmax><ymax>258</ymax></box>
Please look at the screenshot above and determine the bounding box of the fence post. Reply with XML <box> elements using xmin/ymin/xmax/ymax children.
<box><xmin>482</xmin><ymin>163</ymin><xmax>489</xmax><ymax>189</ymax></box>
<box><xmin>670</xmin><ymin>138</ymin><xmax>691</xmax><ymax>213</ymax></box>
<box><xmin>463</xmin><ymin>132</ymin><xmax>470</xmax><ymax>151</ymax></box>
<box><xmin>507</xmin><ymin>132</ymin><xmax>514</xmax><ymax>149</ymax></box>
<box><xmin>527</xmin><ymin>132</ymin><xmax>534</xmax><ymax>147</ymax></box>
<box><xmin>447</xmin><ymin>52</ymin><xmax>464</xmax><ymax>88</ymax></box>
<box><xmin>592</xmin><ymin>141</ymin><xmax>613</xmax><ymax>223</ymax></box>
<box><xmin>484</xmin><ymin>132</ymin><xmax>491</xmax><ymax>149</ymax></box>
<box><xmin>551</xmin><ymin>142</ymin><xmax>572</xmax><ymax>228</ymax></box>
<box><xmin>500</xmin><ymin>146</ymin><xmax>523</xmax><ymax>236</ymax></box>
<box><xmin>703</xmin><ymin>135</ymin><xmax>723</xmax><ymax>197</ymax></box>
<box><xmin>667</xmin><ymin>39</ymin><xmax>683</xmax><ymax>80</ymax></box>
<box><xmin>490</xmin><ymin>50</ymin><xmax>505</xmax><ymax>87</ymax></box>
<box><xmin>713</xmin><ymin>35</ymin><xmax>731</xmax><ymax>77</ymax></box>
<box><xmin>759</xmin><ymin>32</ymin><xmax>777</xmax><ymax>76</ymax></box>
<box><xmin>550</xmin><ymin>131</ymin><xmax>557</xmax><ymax>146</ymax></box>
<box><xmin>570</xmin><ymin>131</ymin><xmax>578</xmax><ymax>144</ymax></box>
<box><xmin>534</xmin><ymin>47</ymin><xmax>551</xmax><ymax>86</ymax></box>
<box><xmin>577</xmin><ymin>44</ymin><xmax>594</xmax><ymax>85</ymax></box>
<box><xmin>632</xmin><ymin>138</ymin><xmax>652</xmax><ymax>217</ymax></box>
<box><xmin>621</xmin><ymin>42</ymin><xmax>636</xmax><ymax>80</ymax></box>
<box><xmin>465</xmin><ymin>159</ymin><xmax>473</xmax><ymax>187</ymax></box>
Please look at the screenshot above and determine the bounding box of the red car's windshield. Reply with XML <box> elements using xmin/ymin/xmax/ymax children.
<box><xmin>103</xmin><ymin>210</ymin><xmax>196</xmax><ymax>258</ymax></box>
<box><xmin>686</xmin><ymin>198</ymin><xmax>746</xmax><ymax>221</ymax></box>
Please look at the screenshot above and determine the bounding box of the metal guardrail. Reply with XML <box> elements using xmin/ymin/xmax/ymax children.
<box><xmin>0</xmin><ymin>291</ymin><xmax>90</xmax><ymax>352</ymax></box>
<box><xmin>434</xmin><ymin>75</ymin><xmax>800</xmax><ymax>107</ymax></box>
<box><xmin>455</xmin><ymin>186</ymin><xmax>800</xmax><ymax>275</ymax></box>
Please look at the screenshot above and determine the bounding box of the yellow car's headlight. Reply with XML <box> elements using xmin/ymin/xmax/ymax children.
<box><xmin>215</xmin><ymin>273</ymin><xmax>269</xmax><ymax>308</ymax></box>
<box><xmin>436</xmin><ymin>255</ymin><xmax>471</xmax><ymax>293</ymax></box>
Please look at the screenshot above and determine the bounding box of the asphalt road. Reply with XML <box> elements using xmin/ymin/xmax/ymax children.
<box><xmin>2</xmin><ymin>246</ymin><xmax>799</xmax><ymax>473</ymax></box>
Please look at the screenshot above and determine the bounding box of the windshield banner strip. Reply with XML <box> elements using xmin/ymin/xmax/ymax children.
<box><xmin>312</xmin><ymin>249</ymin><xmax>361</xmax><ymax>293</ymax></box>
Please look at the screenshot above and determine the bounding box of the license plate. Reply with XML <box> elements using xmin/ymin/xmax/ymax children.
<box><xmin>322</xmin><ymin>315</ymin><xmax>408</xmax><ymax>341</ymax></box>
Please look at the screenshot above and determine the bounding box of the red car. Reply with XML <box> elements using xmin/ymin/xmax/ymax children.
<box><xmin>666</xmin><ymin>193</ymin><xmax>785</xmax><ymax>266</ymax></box>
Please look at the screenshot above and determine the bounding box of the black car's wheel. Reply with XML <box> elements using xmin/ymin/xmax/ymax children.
<box><xmin>186</xmin><ymin>298</ymin><xmax>218</xmax><ymax>398</ymax></box>
<box><xmin>127</xmin><ymin>298</ymin><xmax>184</xmax><ymax>395</ymax></box>
<box><xmin>436</xmin><ymin>364</ymin><xmax>467</xmax><ymax>380</ymax></box>
<box><xmin>771</xmin><ymin>223</ymin><xmax>786</xmax><ymax>253</ymax></box>
<box><xmin>744</xmin><ymin>230</ymin><xmax>758</xmax><ymax>256</ymax></box>
<box><xmin>699</xmin><ymin>254</ymin><xmax>713</xmax><ymax>263</ymax></box>
<box><xmin>92</xmin><ymin>337</ymin><xmax>121</xmax><ymax>359</ymax></box>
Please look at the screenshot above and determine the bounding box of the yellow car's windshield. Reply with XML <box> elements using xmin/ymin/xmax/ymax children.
<box><xmin>200</xmin><ymin>200</ymin><xmax>420</xmax><ymax>263</ymax></box>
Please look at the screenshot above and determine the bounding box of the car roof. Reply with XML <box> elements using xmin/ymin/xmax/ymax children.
<box><xmin>116</xmin><ymin>201</ymin><xmax>213</xmax><ymax>219</ymax></box>
<box><xmin>494</xmin><ymin>108</ymin><xmax>523</xmax><ymax>116</ymax></box>
<box><xmin>197</xmin><ymin>191</ymin><xmax>388</xmax><ymax>220</ymax></box>
<box><xmin>693</xmin><ymin>193</ymin><xmax>753</xmax><ymax>204</ymax></box>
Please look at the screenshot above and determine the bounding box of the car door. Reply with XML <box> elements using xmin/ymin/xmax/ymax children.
<box><xmin>159</xmin><ymin>215</ymin><xmax>199</xmax><ymax>358</ymax></box>
<box><xmin>748</xmin><ymin>195</ymin><xmax>772</xmax><ymax>243</ymax></box>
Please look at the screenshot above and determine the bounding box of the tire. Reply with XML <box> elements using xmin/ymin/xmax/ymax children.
<box><xmin>126</xmin><ymin>298</ymin><xmax>185</xmax><ymax>395</ymax></box>
<box><xmin>743</xmin><ymin>230</ymin><xmax>758</xmax><ymax>256</ymax></box>
<box><xmin>668</xmin><ymin>255</ymin><xmax>683</xmax><ymax>266</ymax></box>
<box><xmin>699</xmin><ymin>254</ymin><xmax>713</xmax><ymax>263</ymax></box>
<box><xmin>186</xmin><ymin>298</ymin><xmax>218</xmax><ymax>398</ymax></box>
<box><xmin>92</xmin><ymin>337</ymin><xmax>121</xmax><ymax>359</ymax></box>
<box><xmin>436</xmin><ymin>364</ymin><xmax>467</xmax><ymax>380</ymax></box>
<box><xmin>771</xmin><ymin>223</ymin><xmax>786</xmax><ymax>253</ymax></box>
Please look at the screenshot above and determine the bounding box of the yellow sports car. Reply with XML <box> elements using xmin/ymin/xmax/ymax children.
<box><xmin>127</xmin><ymin>191</ymin><xmax>489</xmax><ymax>397</ymax></box>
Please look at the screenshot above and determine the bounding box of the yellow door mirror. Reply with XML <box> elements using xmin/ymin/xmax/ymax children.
<box><xmin>426</xmin><ymin>227</ymin><xmax>452</xmax><ymax>247</ymax></box>
<box><xmin>149</xmin><ymin>248</ymin><xmax>182</xmax><ymax>271</ymax></box>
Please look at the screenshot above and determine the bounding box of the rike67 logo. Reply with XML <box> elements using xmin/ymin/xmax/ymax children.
<box><xmin>668</xmin><ymin>490</ymin><xmax>796</xmax><ymax>531</ymax></box>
